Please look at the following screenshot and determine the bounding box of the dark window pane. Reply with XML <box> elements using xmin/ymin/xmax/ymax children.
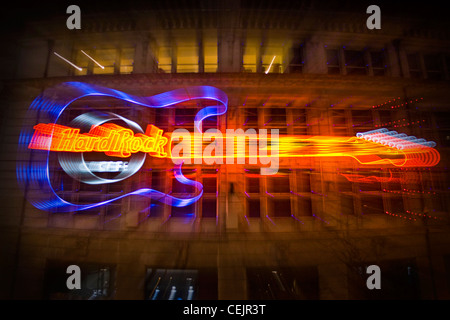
<box><xmin>175</xmin><ymin>108</ymin><xmax>197</xmax><ymax>126</ymax></box>
<box><xmin>370</xmin><ymin>51</ymin><xmax>385</xmax><ymax>68</ymax></box>
<box><xmin>361</xmin><ymin>196</ymin><xmax>384</xmax><ymax>215</ymax></box>
<box><xmin>268</xmin><ymin>176</ymin><xmax>290</xmax><ymax>193</ymax></box>
<box><xmin>352</xmin><ymin>110</ymin><xmax>373</xmax><ymax>127</ymax></box>
<box><xmin>172</xmin><ymin>176</ymin><xmax>196</xmax><ymax>194</ymax></box>
<box><xmin>331</xmin><ymin>110</ymin><xmax>347</xmax><ymax>126</ymax></box>
<box><xmin>171</xmin><ymin>203</ymin><xmax>195</xmax><ymax>218</ymax></box>
<box><xmin>341</xmin><ymin>196</ymin><xmax>354</xmax><ymax>215</ymax></box>
<box><xmin>246</xmin><ymin>177</ymin><xmax>260</xmax><ymax>193</ymax></box>
<box><xmin>247</xmin><ymin>198</ymin><xmax>261</xmax><ymax>218</ymax></box>
<box><xmin>202</xmin><ymin>198</ymin><xmax>216</xmax><ymax>218</ymax></box>
<box><xmin>289</xmin><ymin>44</ymin><xmax>303</xmax><ymax>73</ymax></box>
<box><xmin>297</xmin><ymin>197</ymin><xmax>312</xmax><ymax>216</ymax></box>
<box><xmin>378</xmin><ymin>110</ymin><xmax>392</xmax><ymax>125</ymax></box>
<box><xmin>270</xmin><ymin>199</ymin><xmax>291</xmax><ymax>217</ymax></box>
<box><xmin>247</xmin><ymin>267</ymin><xmax>319</xmax><ymax>300</ymax></box>
<box><xmin>407</xmin><ymin>53</ymin><xmax>422</xmax><ymax>78</ymax></box>
<box><xmin>146</xmin><ymin>269</ymin><xmax>198</xmax><ymax>300</ymax></box>
<box><xmin>292</xmin><ymin>108</ymin><xmax>307</xmax><ymax>125</ymax></box>
<box><xmin>424</xmin><ymin>54</ymin><xmax>441</xmax><ymax>71</ymax></box>
<box><xmin>296</xmin><ymin>171</ymin><xmax>311</xmax><ymax>192</ymax></box>
<box><xmin>327</xmin><ymin>49</ymin><xmax>339</xmax><ymax>66</ymax></box>
<box><xmin>345</xmin><ymin>50</ymin><xmax>365</xmax><ymax>67</ymax></box>
<box><xmin>407</xmin><ymin>53</ymin><xmax>420</xmax><ymax>69</ymax></box>
<box><xmin>268</xmin><ymin>108</ymin><xmax>286</xmax><ymax>125</ymax></box>
<box><xmin>203</xmin><ymin>177</ymin><xmax>217</xmax><ymax>194</ymax></box>
<box><xmin>389</xmin><ymin>196</ymin><xmax>404</xmax><ymax>213</ymax></box>
<box><xmin>243</xmin><ymin>108</ymin><xmax>258</xmax><ymax>127</ymax></box>
<box><xmin>155</xmin><ymin>109</ymin><xmax>169</xmax><ymax>128</ymax></box>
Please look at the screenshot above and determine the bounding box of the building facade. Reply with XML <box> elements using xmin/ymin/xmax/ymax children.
<box><xmin>1</xmin><ymin>1</ymin><xmax>450</xmax><ymax>299</ymax></box>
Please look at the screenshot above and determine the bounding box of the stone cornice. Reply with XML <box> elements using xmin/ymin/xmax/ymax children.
<box><xmin>7</xmin><ymin>73</ymin><xmax>450</xmax><ymax>106</ymax></box>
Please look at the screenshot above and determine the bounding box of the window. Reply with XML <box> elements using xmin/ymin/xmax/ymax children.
<box><xmin>370</xmin><ymin>51</ymin><xmax>386</xmax><ymax>76</ymax></box>
<box><xmin>120</xmin><ymin>48</ymin><xmax>134</xmax><ymax>74</ymax></box>
<box><xmin>360</xmin><ymin>195</ymin><xmax>384</xmax><ymax>215</ymax></box>
<box><xmin>92</xmin><ymin>49</ymin><xmax>116</xmax><ymax>74</ymax></box>
<box><xmin>175</xmin><ymin>108</ymin><xmax>197</xmax><ymax>127</ymax></box>
<box><xmin>243</xmin><ymin>108</ymin><xmax>258</xmax><ymax>127</ymax></box>
<box><xmin>202</xmin><ymin>177</ymin><xmax>217</xmax><ymax>194</ymax></box>
<box><xmin>154</xmin><ymin>108</ymin><xmax>169</xmax><ymax>131</ymax></box>
<box><xmin>326</xmin><ymin>49</ymin><xmax>340</xmax><ymax>74</ymax></box>
<box><xmin>296</xmin><ymin>170</ymin><xmax>311</xmax><ymax>193</ymax></box>
<box><xmin>158</xmin><ymin>46</ymin><xmax>172</xmax><ymax>73</ymax></box>
<box><xmin>145</xmin><ymin>268</ymin><xmax>217</xmax><ymax>300</ymax></box>
<box><xmin>172</xmin><ymin>169</ymin><xmax>196</xmax><ymax>195</ymax></box>
<box><xmin>246</xmin><ymin>177</ymin><xmax>260</xmax><ymax>193</ymax></box>
<box><xmin>247</xmin><ymin>267</ymin><xmax>319</xmax><ymax>300</ymax></box>
<box><xmin>203</xmin><ymin>35</ymin><xmax>217</xmax><ymax>73</ymax></box>
<box><xmin>341</xmin><ymin>196</ymin><xmax>355</xmax><ymax>215</ymax></box>
<box><xmin>435</xmin><ymin>111</ymin><xmax>450</xmax><ymax>147</ymax></box>
<box><xmin>389</xmin><ymin>196</ymin><xmax>404</xmax><ymax>214</ymax></box>
<box><xmin>172</xmin><ymin>176</ymin><xmax>196</xmax><ymax>194</ymax></box>
<box><xmin>292</xmin><ymin>108</ymin><xmax>308</xmax><ymax>135</ymax></box>
<box><xmin>105</xmin><ymin>204</ymin><xmax>122</xmax><ymax>222</ymax></box>
<box><xmin>202</xmin><ymin>198</ymin><xmax>216</xmax><ymax>218</ymax></box>
<box><xmin>331</xmin><ymin>109</ymin><xmax>348</xmax><ymax>135</ymax></box>
<box><xmin>243</xmin><ymin>39</ymin><xmax>257</xmax><ymax>72</ymax></box>
<box><xmin>359</xmin><ymin>177</ymin><xmax>381</xmax><ymax>192</ymax></box>
<box><xmin>378</xmin><ymin>110</ymin><xmax>392</xmax><ymax>127</ymax></box>
<box><xmin>337</xmin><ymin>171</ymin><xmax>353</xmax><ymax>192</ymax></box>
<box><xmin>44</xmin><ymin>261</ymin><xmax>114</xmax><ymax>300</ymax></box>
<box><xmin>288</xmin><ymin>44</ymin><xmax>303</xmax><ymax>73</ymax></box>
<box><xmin>202</xmin><ymin>115</ymin><xmax>218</xmax><ymax>131</ymax></box>
<box><xmin>267</xmin><ymin>108</ymin><xmax>286</xmax><ymax>126</ymax></box>
<box><xmin>201</xmin><ymin>173</ymin><xmax>217</xmax><ymax>218</ymax></box>
<box><xmin>344</xmin><ymin>50</ymin><xmax>366</xmax><ymax>75</ymax></box>
<box><xmin>269</xmin><ymin>198</ymin><xmax>291</xmax><ymax>217</ymax></box>
<box><xmin>262</xmin><ymin>47</ymin><xmax>283</xmax><ymax>74</ymax></box>
<box><xmin>247</xmin><ymin>198</ymin><xmax>261</xmax><ymax>218</ymax></box>
<box><xmin>351</xmin><ymin>110</ymin><xmax>373</xmax><ymax>134</ymax></box>
<box><xmin>348</xmin><ymin>259</ymin><xmax>420</xmax><ymax>299</ymax></box>
<box><xmin>171</xmin><ymin>203</ymin><xmax>196</xmax><ymax>218</ymax></box>
<box><xmin>177</xmin><ymin>45</ymin><xmax>199</xmax><ymax>73</ymax></box>
<box><xmin>407</xmin><ymin>53</ymin><xmax>423</xmax><ymax>79</ymax></box>
<box><xmin>267</xmin><ymin>175</ymin><xmax>290</xmax><ymax>193</ymax></box>
<box><xmin>446</xmin><ymin>55</ymin><xmax>450</xmax><ymax>78</ymax></box>
<box><xmin>424</xmin><ymin>54</ymin><xmax>443</xmax><ymax>80</ymax></box>
<box><xmin>149</xmin><ymin>171</ymin><xmax>166</xmax><ymax>193</ymax></box>
<box><xmin>264</xmin><ymin>108</ymin><xmax>287</xmax><ymax>135</ymax></box>
<box><xmin>73</xmin><ymin>49</ymin><xmax>89</xmax><ymax>75</ymax></box>
<box><xmin>146</xmin><ymin>269</ymin><xmax>197</xmax><ymax>300</ymax></box>
<box><xmin>297</xmin><ymin>197</ymin><xmax>312</xmax><ymax>216</ymax></box>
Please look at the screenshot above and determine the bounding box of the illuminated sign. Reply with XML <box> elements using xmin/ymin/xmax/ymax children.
<box><xmin>28</xmin><ymin>122</ymin><xmax>439</xmax><ymax>168</ymax></box>
<box><xmin>85</xmin><ymin>161</ymin><xmax>129</xmax><ymax>172</ymax></box>
<box><xmin>17</xmin><ymin>82</ymin><xmax>228</xmax><ymax>213</ymax></box>
<box><xmin>28</xmin><ymin>123</ymin><xmax>169</xmax><ymax>158</ymax></box>
<box><xmin>17</xmin><ymin>82</ymin><xmax>440</xmax><ymax>213</ymax></box>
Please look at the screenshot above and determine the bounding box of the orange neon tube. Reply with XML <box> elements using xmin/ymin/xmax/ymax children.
<box><xmin>28</xmin><ymin>123</ymin><xmax>440</xmax><ymax>168</ymax></box>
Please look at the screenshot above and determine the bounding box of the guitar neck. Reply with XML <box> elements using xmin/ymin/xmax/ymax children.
<box><xmin>175</xmin><ymin>134</ymin><xmax>439</xmax><ymax>167</ymax></box>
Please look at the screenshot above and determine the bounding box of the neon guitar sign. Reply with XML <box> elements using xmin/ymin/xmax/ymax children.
<box><xmin>17</xmin><ymin>82</ymin><xmax>440</xmax><ymax>213</ymax></box>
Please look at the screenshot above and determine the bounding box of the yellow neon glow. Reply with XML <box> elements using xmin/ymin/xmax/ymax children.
<box><xmin>169</xmin><ymin>134</ymin><xmax>440</xmax><ymax>167</ymax></box>
<box><xmin>28</xmin><ymin>123</ymin><xmax>440</xmax><ymax>168</ymax></box>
